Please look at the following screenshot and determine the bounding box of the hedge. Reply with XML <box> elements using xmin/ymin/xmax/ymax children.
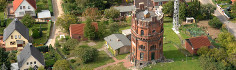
<box><xmin>36</xmin><ymin>45</ymin><xmax>48</xmax><ymax>52</ymax></box>
<box><xmin>48</xmin><ymin>0</ymin><xmax>53</xmax><ymax>13</ymax></box>
<box><xmin>47</xmin><ymin>21</ymin><xmax>52</xmax><ymax>38</ymax></box>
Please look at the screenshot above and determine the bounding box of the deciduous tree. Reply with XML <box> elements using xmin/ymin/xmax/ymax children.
<box><xmin>104</xmin><ymin>8</ymin><xmax>120</xmax><ymax>19</ymax></box>
<box><xmin>53</xmin><ymin>60</ymin><xmax>70</xmax><ymax>70</ymax></box>
<box><xmin>82</xmin><ymin>7</ymin><xmax>101</xmax><ymax>21</ymax></box>
<box><xmin>84</xmin><ymin>18</ymin><xmax>96</xmax><ymax>40</ymax></box>
<box><xmin>208</xmin><ymin>17</ymin><xmax>223</xmax><ymax>29</ymax></box>
<box><xmin>162</xmin><ymin>1</ymin><xmax>174</xmax><ymax>16</ymax></box>
<box><xmin>0</xmin><ymin>0</ymin><xmax>7</xmax><ymax>11</ymax></box>
<box><xmin>70</xmin><ymin>45</ymin><xmax>98</xmax><ymax>63</ymax></box>
<box><xmin>56</xmin><ymin>14</ymin><xmax>78</xmax><ymax>32</ymax></box>
<box><xmin>21</xmin><ymin>14</ymin><xmax>35</xmax><ymax>28</ymax></box>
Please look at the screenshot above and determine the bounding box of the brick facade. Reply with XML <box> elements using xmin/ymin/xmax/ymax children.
<box><xmin>130</xmin><ymin>4</ymin><xmax>164</xmax><ymax>67</ymax></box>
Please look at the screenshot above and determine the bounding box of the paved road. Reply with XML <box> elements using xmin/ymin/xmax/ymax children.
<box><xmin>199</xmin><ymin>0</ymin><xmax>236</xmax><ymax>37</ymax></box>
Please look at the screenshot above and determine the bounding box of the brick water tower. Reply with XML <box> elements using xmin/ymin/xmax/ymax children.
<box><xmin>130</xmin><ymin>2</ymin><xmax>164</xmax><ymax>67</ymax></box>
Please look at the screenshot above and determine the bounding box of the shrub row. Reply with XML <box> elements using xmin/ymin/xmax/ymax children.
<box><xmin>48</xmin><ymin>0</ymin><xmax>53</xmax><ymax>13</ymax></box>
<box><xmin>47</xmin><ymin>21</ymin><xmax>52</xmax><ymax>38</ymax></box>
<box><xmin>36</xmin><ymin>45</ymin><xmax>48</xmax><ymax>52</ymax></box>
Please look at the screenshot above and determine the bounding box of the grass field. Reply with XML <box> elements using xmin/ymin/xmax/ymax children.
<box><xmin>31</xmin><ymin>23</ymin><xmax>48</xmax><ymax>46</ymax></box>
<box><xmin>73</xmin><ymin>51</ymin><xmax>115</xmax><ymax>70</ymax></box>
<box><xmin>143</xmin><ymin>17</ymin><xmax>202</xmax><ymax>70</ymax></box>
<box><xmin>115</xmin><ymin>53</ymin><xmax>129</xmax><ymax>60</ymax></box>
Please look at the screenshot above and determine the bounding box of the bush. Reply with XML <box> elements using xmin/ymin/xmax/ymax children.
<box><xmin>48</xmin><ymin>0</ymin><xmax>53</xmax><ymax>13</ymax></box>
<box><xmin>70</xmin><ymin>59</ymin><xmax>76</xmax><ymax>63</ymax></box>
<box><xmin>208</xmin><ymin>17</ymin><xmax>223</xmax><ymax>29</ymax></box>
<box><xmin>36</xmin><ymin>45</ymin><xmax>48</xmax><ymax>52</ymax></box>
<box><xmin>47</xmin><ymin>21</ymin><xmax>52</xmax><ymax>38</ymax></box>
<box><xmin>70</xmin><ymin>45</ymin><xmax>98</xmax><ymax>63</ymax></box>
<box><xmin>32</xmin><ymin>29</ymin><xmax>40</xmax><ymax>38</ymax></box>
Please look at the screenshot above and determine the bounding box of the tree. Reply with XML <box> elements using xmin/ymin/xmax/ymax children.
<box><xmin>0</xmin><ymin>48</ymin><xmax>10</xmax><ymax>69</ymax></box>
<box><xmin>208</xmin><ymin>17</ymin><xmax>223</xmax><ymax>29</ymax></box>
<box><xmin>162</xmin><ymin>1</ymin><xmax>174</xmax><ymax>16</ymax></box>
<box><xmin>197</xmin><ymin>47</ymin><xmax>209</xmax><ymax>55</ymax></box>
<box><xmin>53</xmin><ymin>60</ymin><xmax>70</xmax><ymax>70</ymax></box>
<box><xmin>104</xmin><ymin>8</ymin><xmax>120</xmax><ymax>19</ymax></box>
<box><xmin>96</xmin><ymin>21</ymin><xmax>107</xmax><ymax>39</ymax></box>
<box><xmin>82</xmin><ymin>7</ymin><xmax>101</xmax><ymax>21</ymax></box>
<box><xmin>186</xmin><ymin>0</ymin><xmax>201</xmax><ymax>18</ymax></box>
<box><xmin>21</xmin><ymin>14</ymin><xmax>35</xmax><ymax>28</ymax></box>
<box><xmin>63</xmin><ymin>39</ymin><xmax>79</xmax><ymax>50</ymax></box>
<box><xmin>84</xmin><ymin>18</ymin><xmax>96</xmax><ymax>40</ymax></box>
<box><xmin>0</xmin><ymin>0</ymin><xmax>7</xmax><ymax>11</ymax></box>
<box><xmin>201</xmin><ymin>4</ymin><xmax>216</xmax><ymax>19</ymax></box>
<box><xmin>32</xmin><ymin>29</ymin><xmax>40</xmax><ymax>38</ymax></box>
<box><xmin>8</xmin><ymin>51</ymin><xmax>17</xmax><ymax>63</ymax></box>
<box><xmin>70</xmin><ymin>45</ymin><xmax>98</xmax><ymax>63</ymax></box>
<box><xmin>56</xmin><ymin>14</ymin><xmax>78</xmax><ymax>32</ymax></box>
<box><xmin>179</xmin><ymin>2</ymin><xmax>187</xmax><ymax>20</ymax></box>
<box><xmin>109</xmin><ymin>23</ymin><xmax>119</xmax><ymax>33</ymax></box>
<box><xmin>217</xmin><ymin>32</ymin><xmax>235</xmax><ymax>47</ymax></box>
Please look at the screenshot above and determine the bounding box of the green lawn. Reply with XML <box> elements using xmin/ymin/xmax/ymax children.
<box><xmin>115</xmin><ymin>53</ymin><xmax>129</xmax><ymax>60</ymax></box>
<box><xmin>73</xmin><ymin>51</ymin><xmax>115</xmax><ymax>70</ymax></box>
<box><xmin>92</xmin><ymin>40</ymin><xmax>105</xmax><ymax>49</ymax></box>
<box><xmin>102</xmin><ymin>62</ymin><xmax>127</xmax><ymax>70</ymax></box>
<box><xmin>143</xmin><ymin>17</ymin><xmax>202</xmax><ymax>70</ymax></box>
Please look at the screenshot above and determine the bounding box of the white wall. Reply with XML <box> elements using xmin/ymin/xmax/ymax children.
<box><xmin>14</xmin><ymin>0</ymin><xmax>36</xmax><ymax>17</ymax></box>
<box><xmin>20</xmin><ymin>56</ymin><xmax>44</xmax><ymax>70</ymax></box>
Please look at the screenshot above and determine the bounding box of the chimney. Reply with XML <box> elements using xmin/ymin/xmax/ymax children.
<box><xmin>139</xmin><ymin>2</ymin><xmax>144</xmax><ymax>10</ymax></box>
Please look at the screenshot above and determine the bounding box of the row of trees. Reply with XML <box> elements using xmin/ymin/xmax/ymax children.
<box><xmin>163</xmin><ymin>0</ymin><xmax>216</xmax><ymax>20</ymax></box>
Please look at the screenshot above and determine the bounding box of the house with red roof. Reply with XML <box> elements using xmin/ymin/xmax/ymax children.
<box><xmin>185</xmin><ymin>36</ymin><xmax>212</xmax><ymax>55</ymax></box>
<box><xmin>69</xmin><ymin>22</ymin><xmax>98</xmax><ymax>41</ymax></box>
<box><xmin>13</xmin><ymin>0</ymin><xmax>36</xmax><ymax>17</ymax></box>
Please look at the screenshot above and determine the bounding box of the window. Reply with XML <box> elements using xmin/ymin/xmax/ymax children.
<box><xmin>159</xmin><ymin>2</ymin><xmax>163</xmax><ymax>6</ymax></box>
<box><xmin>152</xmin><ymin>30</ymin><xmax>156</xmax><ymax>33</ymax></box>
<box><xmin>28</xmin><ymin>6</ymin><xmax>30</xmax><ymax>9</ymax></box>
<box><xmin>141</xmin><ymin>30</ymin><xmax>144</xmax><ymax>35</ymax></box>
<box><xmin>11</xmin><ymin>35</ymin><xmax>13</xmax><ymax>39</ymax></box>
<box><xmin>10</xmin><ymin>41</ymin><xmax>15</xmax><ymax>45</ymax></box>
<box><xmin>159</xmin><ymin>41</ymin><xmax>162</xmax><ymax>47</ymax></box>
<box><xmin>19</xmin><ymin>12</ymin><xmax>24</xmax><ymax>15</ymax></box>
<box><xmin>140</xmin><ymin>52</ymin><xmax>144</xmax><ymax>60</ymax></box>
<box><xmin>15</xmin><ymin>35</ymin><xmax>17</xmax><ymax>39</ymax></box>
<box><xmin>78</xmin><ymin>36</ymin><xmax>81</xmax><ymax>39</ymax></box>
<box><xmin>23</xmin><ymin>41</ymin><xmax>25</xmax><ymax>44</ymax></box>
<box><xmin>18</xmin><ymin>35</ymin><xmax>21</xmax><ymax>39</ymax></box>
<box><xmin>34</xmin><ymin>61</ymin><xmax>36</xmax><ymax>64</ymax></box>
<box><xmin>27</xmin><ymin>62</ymin><xmax>29</xmax><ymax>65</ymax></box>
<box><xmin>20</xmin><ymin>6</ymin><xmax>22</xmax><ymax>9</ymax></box>
<box><xmin>150</xmin><ymin>45</ymin><xmax>156</xmax><ymax>50</ymax></box>
<box><xmin>30</xmin><ymin>62</ymin><xmax>32</xmax><ymax>65</ymax></box>
<box><xmin>140</xmin><ymin>45</ymin><xmax>145</xmax><ymax>50</ymax></box>
<box><xmin>23</xmin><ymin>6</ymin><xmax>25</xmax><ymax>9</ymax></box>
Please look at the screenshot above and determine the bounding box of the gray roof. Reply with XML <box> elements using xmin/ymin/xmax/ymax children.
<box><xmin>113</xmin><ymin>5</ymin><xmax>135</xmax><ymax>12</ymax></box>
<box><xmin>104</xmin><ymin>34</ymin><xmax>131</xmax><ymax>50</ymax></box>
<box><xmin>3</xmin><ymin>19</ymin><xmax>29</xmax><ymax>41</ymax></box>
<box><xmin>17</xmin><ymin>43</ymin><xmax>45</xmax><ymax>68</ymax></box>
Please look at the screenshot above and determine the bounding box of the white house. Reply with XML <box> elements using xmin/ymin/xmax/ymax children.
<box><xmin>13</xmin><ymin>0</ymin><xmax>37</xmax><ymax>17</ymax></box>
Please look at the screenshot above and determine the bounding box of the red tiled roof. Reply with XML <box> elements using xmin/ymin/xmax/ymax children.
<box><xmin>13</xmin><ymin>0</ymin><xmax>37</xmax><ymax>11</ymax></box>
<box><xmin>70</xmin><ymin>22</ymin><xmax>98</xmax><ymax>35</ymax></box>
<box><xmin>187</xmin><ymin>36</ymin><xmax>211</xmax><ymax>49</ymax></box>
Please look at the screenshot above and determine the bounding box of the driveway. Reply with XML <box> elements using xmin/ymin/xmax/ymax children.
<box><xmin>199</xmin><ymin>0</ymin><xmax>236</xmax><ymax>37</ymax></box>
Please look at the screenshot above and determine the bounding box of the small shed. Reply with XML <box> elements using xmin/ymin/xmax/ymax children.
<box><xmin>185</xmin><ymin>36</ymin><xmax>212</xmax><ymax>55</ymax></box>
<box><xmin>37</xmin><ymin>10</ymin><xmax>51</xmax><ymax>22</ymax></box>
<box><xmin>186</xmin><ymin>17</ymin><xmax>195</xmax><ymax>23</ymax></box>
<box><xmin>104</xmin><ymin>34</ymin><xmax>131</xmax><ymax>56</ymax></box>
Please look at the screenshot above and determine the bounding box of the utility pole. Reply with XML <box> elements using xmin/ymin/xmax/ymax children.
<box><xmin>172</xmin><ymin>0</ymin><xmax>180</xmax><ymax>34</ymax></box>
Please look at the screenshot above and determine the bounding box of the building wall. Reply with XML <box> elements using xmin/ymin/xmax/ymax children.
<box><xmin>130</xmin><ymin>11</ymin><xmax>164</xmax><ymax>67</ymax></box>
<box><xmin>71</xmin><ymin>34</ymin><xmax>88</xmax><ymax>41</ymax></box>
<box><xmin>119</xmin><ymin>45</ymin><xmax>131</xmax><ymax>54</ymax></box>
<box><xmin>4</xmin><ymin>30</ymin><xmax>29</xmax><ymax>51</ymax></box>
<box><xmin>185</xmin><ymin>42</ymin><xmax>194</xmax><ymax>54</ymax></box>
<box><xmin>20</xmin><ymin>55</ymin><xmax>44</xmax><ymax>70</ymax></box>
<box><xmin>14</xmin><ymin>0</ymin><xmax>36</xmax><ymax>17</ymax></box>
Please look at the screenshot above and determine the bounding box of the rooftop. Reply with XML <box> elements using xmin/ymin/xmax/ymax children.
<box><xmin>135</xmin><ymin>10</ymin><xmax>163</xmax><ymax>21</ymax></box>
<box><xmin>113</xmin><ymin>5</ymin><xmax>135</xmax><ymax>12</ymax></box>
<box><xmin>104</xmin><ymin>34</ymin><xmax>131</xmax><ymax>50</ymax></box>
<box><xmin>185</xmin><ymin>36</ymin><xmax>212</xmax><ymax>49</ymax></box>
<box><xmin>70</xmin><ymin>22</ymin><xmax>98</xmax><ymax>35</ymax></box>
<box><xmin>38</xmin><ymin>10</ymin><xmax>51</xmax><ymax>19</ymax></box>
